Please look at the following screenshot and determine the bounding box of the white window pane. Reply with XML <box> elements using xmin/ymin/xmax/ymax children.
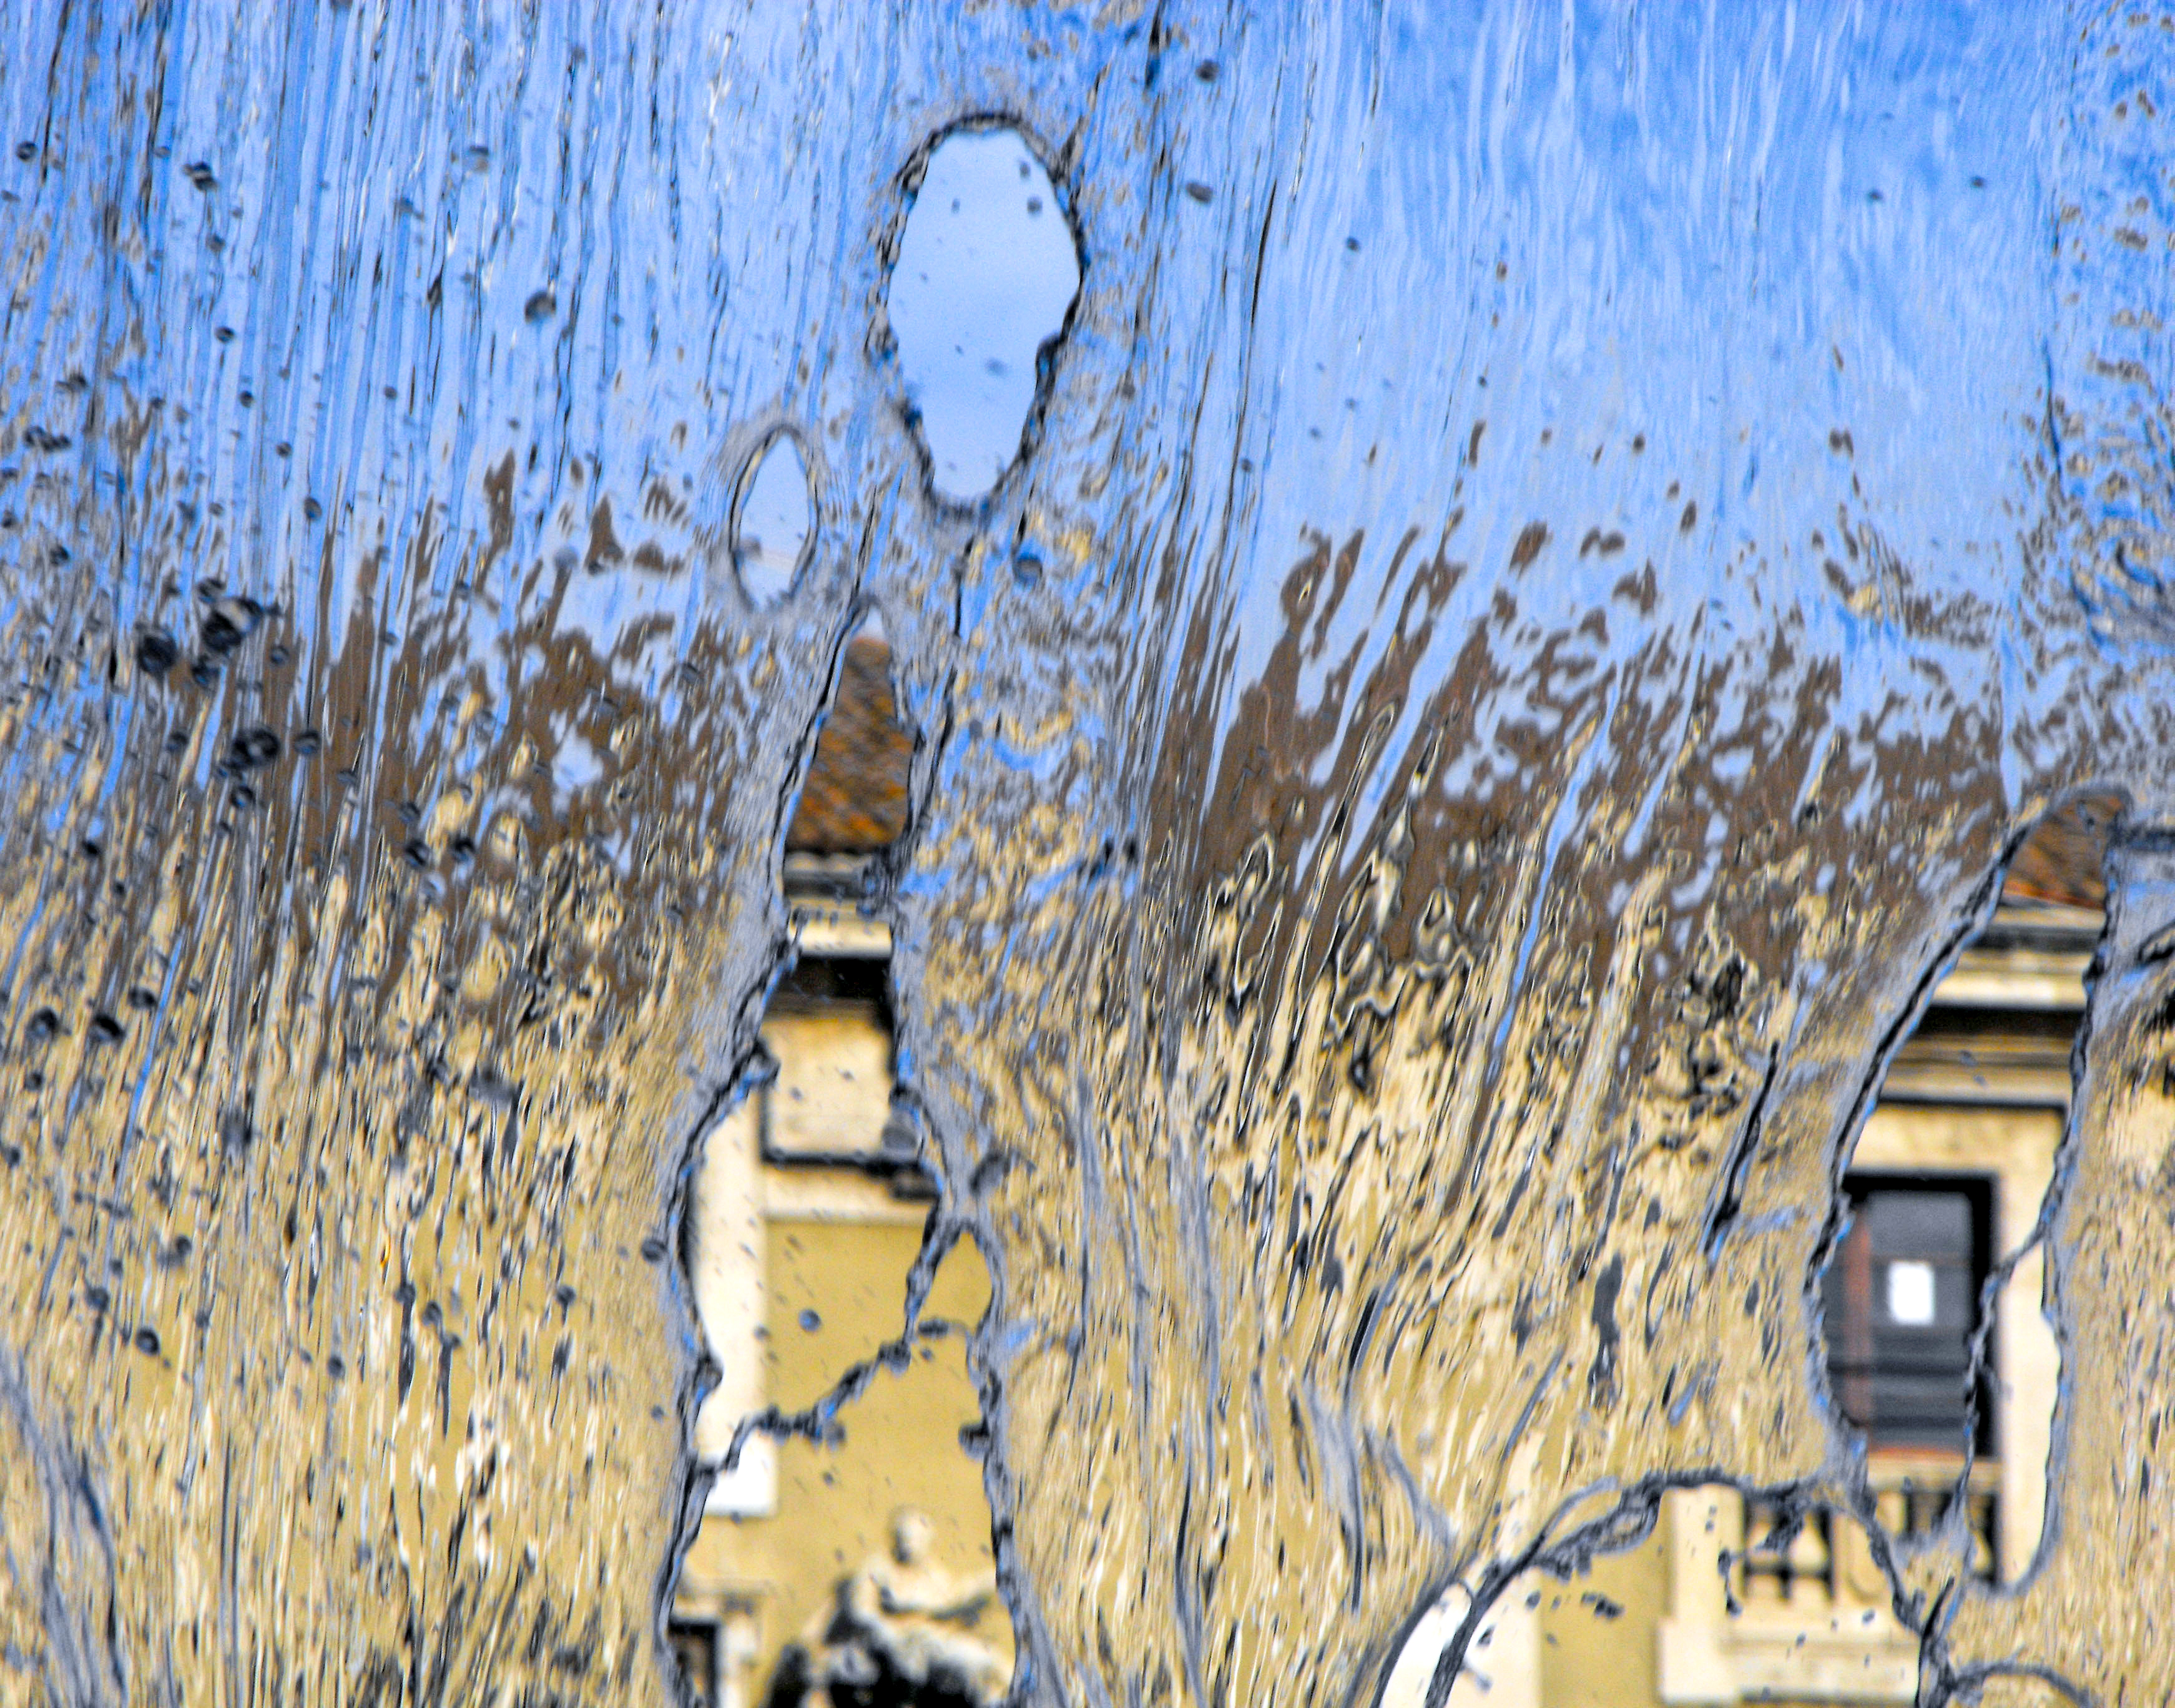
<box><xmin>1887</xmin><ymin>1260</ymin><xmax>1938</xmax><ymax>1327</ymax></box>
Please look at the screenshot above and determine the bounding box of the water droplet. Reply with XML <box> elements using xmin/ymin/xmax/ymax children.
<box><xmin>226</xmin><ymin>727</ymin><xmax>281</xmax><ymax>772</ymax></box>
<box><xmin>135</xmin><ymin>630</ymin><xmax>179</xmax><ymax>676</ymax></box>
<box><xmin>732</xmin><ymin>433</ymin><xmax>813</xmax><ymax>607</ymax></box>
<box><xmin>887</xmin><ymin>126</ymin><xmax>1080</xmax><ymax>503</ymax></box>
<box><xmin>199</xmin><ymin>596</ymin><xmax>261</xmax><ymax>656</ymax></box>
<box><xmin>797</xmin><ymin>1309</ymin><xmax>822</xmax><ymax>1333</ymax></box>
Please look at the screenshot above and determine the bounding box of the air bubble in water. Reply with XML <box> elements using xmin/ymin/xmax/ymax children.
<box><xmin>886</xmin><ymin>126</ymin><xmax>1079</xmax><ymax>503</ymax></box>
<box><xmin>732</xmin><ymin>433</ymin><xmax>813</xmax><ymax>607</ymax></box>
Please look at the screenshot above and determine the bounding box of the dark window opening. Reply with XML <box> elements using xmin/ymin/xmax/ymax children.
<box><xmin>1820</xmin><ymin>1174</ymin><xmax>1995</xmax><ymax>1456</ymax></box>
<box><xmin>770</xmin><ymin>953</ymin><xmax>895</xmax><ymax>1026</ymax></box>
<box><xmin>670</xmin><ymin>1619</ymin><xmax>720</xmax><ymax>1708</ymax></box>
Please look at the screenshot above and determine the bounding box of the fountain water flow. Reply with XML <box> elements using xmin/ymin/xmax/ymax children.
<box><xmin>0</xmin><ymin>3</ymin><xmax>2169</xmax><ymax>1705</ymax></box>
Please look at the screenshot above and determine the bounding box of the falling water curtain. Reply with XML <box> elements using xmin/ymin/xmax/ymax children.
<box><xmin>0</xmin><ymin>3</ymin><xmax>2170</xmax><ymax>1704</ymax></box>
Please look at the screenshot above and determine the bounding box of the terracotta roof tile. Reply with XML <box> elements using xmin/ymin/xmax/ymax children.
<box><xmin>2002</xmin><ymin>793</ymin><xmax>2117</xmax><ymax>912</ymax></box>
<box><xmin>786</xmin><ymin>636</ymin><xmax>912</xmax><ymax>853</ymax></box>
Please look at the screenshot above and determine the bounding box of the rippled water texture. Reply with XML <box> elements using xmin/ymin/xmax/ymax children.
<box><xmin>1</xmin><ymin>2</ymin><xmax>2172</xmax><ymax>1703</ymax></box>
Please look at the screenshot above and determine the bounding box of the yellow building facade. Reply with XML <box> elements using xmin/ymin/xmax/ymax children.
<box><xmin>669</xmin><ymin>640</ymin><xmax>2098</xmax><ymax>1708</ymax></box>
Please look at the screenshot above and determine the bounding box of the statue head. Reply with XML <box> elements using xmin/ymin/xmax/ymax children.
<box><xmin>891</xmin><ymin>1508</ymin><xmax>935</xmax><ymax>1566</ymax></box>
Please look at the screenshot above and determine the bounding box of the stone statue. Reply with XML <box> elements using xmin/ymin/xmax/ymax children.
<box><xmin>766</xmin><ymin>1509</ymin><xmax>1009</xmax><ymax>1707</ymax></box>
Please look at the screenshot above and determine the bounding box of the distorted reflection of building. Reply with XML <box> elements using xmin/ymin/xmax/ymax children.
<box><xmin>670</xmin><ymin>635</ymin><xmax>1011</xmax><ymax>1708</ymax></box>
<box><xmin>670</xmin><ymin>634</ymin><xmax>2103</xmax><ymax>1708</ymax></box>
<box><xmin>1377</xmin><ymin>801</ymin><xmax>2103</xmax><ymax>1708</ymax></box>
<box><xmin>1642</xmin><ymin>808</ymin><xmax>2099</xmax><ymax>1708</ymax></box>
